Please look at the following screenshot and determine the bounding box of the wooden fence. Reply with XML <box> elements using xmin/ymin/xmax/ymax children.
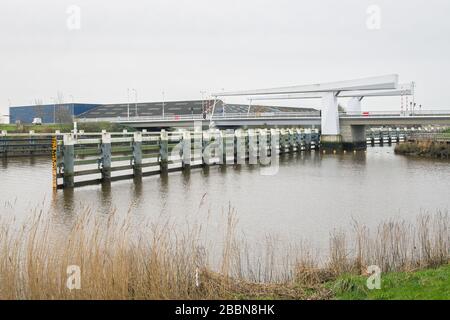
<box><xmin>55</xmin><ymin>128</ymin><xmax>320</xmax><ymax>189</ymax></box>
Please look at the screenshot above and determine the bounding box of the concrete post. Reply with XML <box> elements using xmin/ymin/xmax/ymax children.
<box><xmin>278</xmin><ymin>129</ymin><xmax>286</xmax><ymax>154</ymax></box>
<box><xmin>288</xmin><ymin>128</ymin><xmax>295</xmax><ymax>153</ymax></box>
<box><xmin>133</xmin><ymin>131</ymin><xmax>143</xmax><ymax>177</ymax></box>
<box><xmin>63</xmin><ymin>134</ymin><xmax>75</xmax><ymax>188</ymax></box>
<box><xmin>312</xmin><ymin>129</ymin><xmax>320</xmax><ymax>148</ymax></box>
<box><xmin>270</xmin><ymin>129</ymin><xmax>278</xmax><ymax>156</ymax></box>
<box><xmin>258</xmin><ymin>129</ymin><xmax>267</xmax><ymax>163</ymax></box>
<box><xmin>201</xmin><ymin>130</ymin><xmax>209</xmax><ymax>166</ymax></box>
<box><xmin>248</xmin><ymin>129</ymin><xmax>258</xmax><ymax>164</ymax></box>
<box><xmin>293</xmin><ymin>129</ymin><xmax>300</xmax><ymax>150</ymax></box>
<box><xmin>101</xmin><ymin>132</ymin><xmax>112</xmax><ymax>182</ymax></box>
<box><xmin>182</xmin><ymin>130</ymin><xmax>191</xmax><ymax>170</ymax></box>
<box><xmin>160</xmin><ymin>130</ymin><xmax>168</xmax><ymax>173</ymax></box>
<box><xmin>347</xmin><ymin>97</ymin><xmax>362</xmax><ymax>114</ymax></box>
<box><xmin>270</xmin><ymin>128</ymin><xmax>279</xmax><ymax>157</ymax></box>
<box><xmin>340</xmin><ymin>125</ymin><xmax>367</xmax><ymax>150</ymax></box>
<box><xmin>221</xmin><ymin>129</ymin><xmax>234</xmax><ymax>165</ymax></box>
<box><xmin>304</xmin><ymin>129</ymin><xmax>312</xmax><ymax>150</ymax></box>
<box><xmin>235</xmin><ymin>129</ymin><xmax>245</xmax><ymax>164</ymax></box>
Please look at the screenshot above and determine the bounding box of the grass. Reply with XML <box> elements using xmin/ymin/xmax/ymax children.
<box><xmin>0</xmin><ymin>122</ymin><xmax>133</xmax><ymax>134</ymax></box>
<box><xmin>330</xmin><ymin>264</ymin><xmax>450</xmax><ymax>300</ymax></box>
<box><xmin>0</xmin><ymin>207</ymin><xmax>447</xmax><ymax>300</ymax></box>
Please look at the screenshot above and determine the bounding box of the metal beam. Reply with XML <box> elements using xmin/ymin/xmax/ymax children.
<box><xmin>246</xmin><ymin>83</ymin><xmax>413</xmax><ymax>101</ymax></box>
<box><xmin>212</xmin><ymin>74</ymin><xmax>398</xmax><ymax>97</ymax></box>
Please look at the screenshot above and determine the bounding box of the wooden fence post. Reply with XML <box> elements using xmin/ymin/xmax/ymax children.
<box><xmin>101</xmin><ymin>132</ymin><xmax>112</xmax><ymax>182</ymax></box>
<box><xmin>235</xmin><ymin>129</ymin><xmax>244</xmax><ymax>164</ymax></box>
<box><xmin>248</xmin><ymin>129</ymin><xmax>258</xmax><ymax>164</ymax></box>
<box><xmin>182</xmin><ymin>130</ymin><xmax>191</xmax><ymax>170</ymax></box>
<box><xmin>305</xmin><ymin>129</ymin><xmax>312</xmax><ymax>150</ymax></box>
<box><xmin>288</xmin><ymin>128</ymin><xmax>295</xmax><ymax>153</ymax></box>
<box><xmin>133</xmin><ymin>131</ymin><xmax>143</xmax><ymax>177</ymax></box>
<box><xmin>63</xmin><ymin>133</ymin><xmax>75</xmax><ymax>188</ymax></box>
<box><xmin>160</xmin><ymin>130</ymin><xmax>168</xmax><ymax>173</ymax></box>
<box><xmin>202</xmin><ymin>130</ymin><xmax>209</xmax><ymax>166</ymax></box>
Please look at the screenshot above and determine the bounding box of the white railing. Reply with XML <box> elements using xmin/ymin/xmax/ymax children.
<box><xmin>74</xmin><ymin>110</ymin><xmax>450</xmax><ymax>124</ymax></box>
<box><xmin>77</xmin><ymin>111</ymin><xmax>322</xmax><ymax>123</ymax></box>
<box><xmin>342</xmin><ymin>110</ymin><xmax>450</xmax><ymax>117</ymax></box>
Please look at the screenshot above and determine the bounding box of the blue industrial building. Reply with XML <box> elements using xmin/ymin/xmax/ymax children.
<box><xmin>10</xmin><ymin>100</ymin><xmax>316</xmax><ymax>124</ymax></box>
<box><xmin>9</xmin><ymin>103</ymin><xmax>100</xmax><ymax>124</ymax></box>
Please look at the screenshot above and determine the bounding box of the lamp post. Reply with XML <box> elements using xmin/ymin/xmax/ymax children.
<box><xmin>51</xmin><ymin>97</ymin><xmax>57</xmax><ymax>123</ymax></box>
<box><xmin>127</xmin><ymin>88</ymin><xmax>130</xmax><ymax>120</ymax></box>
<box><xmin>200</xmin><ymin>90</ymin><xmax>206</xmax><ymax>117</ymax></box>
<box><xmin>132</xmin><ymin>89</ymin><xmax>138</xmax><ymax>117</ymax></box>
<box><xmin>162</xmin><ymin>91</ymin><xmax>165</xmax><ymax>119</ymax></box>
<box><xmin>69</xmin><ymin>94</ymin><xmax>75</xmax><ymax>123</ymax></box>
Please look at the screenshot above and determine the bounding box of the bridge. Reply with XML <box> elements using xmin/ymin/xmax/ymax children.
<box><xmin>78</xmin><ymin>75</ymin><xmax>450</xmax><ymax>150</ymax></box>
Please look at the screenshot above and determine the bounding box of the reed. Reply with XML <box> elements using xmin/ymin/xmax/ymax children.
<box><xmin>395</xmin><ymin>140</ymin><xmax>450</xmax><ymax>158</ymax></box>
<box><xmin>0</xmin><ymin>206</ymin><xmax>448</xmax><ymax>300</ymax></box>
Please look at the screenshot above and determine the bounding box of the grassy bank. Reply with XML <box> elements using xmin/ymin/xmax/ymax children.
<box><xmin>0</xmin><ymin>122</ymin><xmax>133</xmax><ymax>134</ymax></box>
<box><xmin>395</xmin><ymin>140</ymin><xmax>450</xmax><ymax>158</ymax></box>
<box><xmin>0</xmin><ymin>208</ymin><xmax>447</xmax><ymax>300</ymax></box>
<box><xmin>330</xmin><ymin>264</ymin><xmax>450</xmax><ymax>300</ymax></box>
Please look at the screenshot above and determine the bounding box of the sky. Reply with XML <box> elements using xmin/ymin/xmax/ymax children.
<box><xmin>1</xmin><ymin>0</ymin><xmax>450</xmax><ymax>116</ymax></box>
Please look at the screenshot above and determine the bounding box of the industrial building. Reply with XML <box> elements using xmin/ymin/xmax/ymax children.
<box><xmin>9</xmin><ymin>100</ymin><xmax>316</xmax><ymax>124</ymax></box>
<box><xmin>77</xmin><ymin>100</ymin><xmax>316</xmax><ymax>120</ymax></box>
<box><xmin>9</xmin><ymin>103</ymin><xmax>100</xmax><ymax>124</ymax></box>
<box><xmin>0</xmin><ymin>115</ymin><xmax>9</xmax><ymax>124</ymax></box>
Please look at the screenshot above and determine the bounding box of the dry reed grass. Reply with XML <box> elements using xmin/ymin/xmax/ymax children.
<box><xmin>395</xmin><ymin>140</ymin><xmax>450</xmax><ymax>158</ymax></box>
<box><xmin>0</xmin><ymin>206</ymin><xmax>448</xmax><ymax>300</ymax></box>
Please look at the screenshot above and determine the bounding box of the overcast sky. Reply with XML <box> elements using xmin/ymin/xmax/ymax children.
<box><xmin>1</xmin><ymin>0</ymin><xmax>450</xmax><ymax>115</ymax></box>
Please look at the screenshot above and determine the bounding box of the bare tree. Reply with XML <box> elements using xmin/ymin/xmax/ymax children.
<box><xmin>33</xmin><ymin>98</ymin><xmax>45</xmax><ymax>121</ymax></box>
<box><xmin>54</xmin><ymin>91</ymin><xmax>73</xmax><ymax>123</ymax></box>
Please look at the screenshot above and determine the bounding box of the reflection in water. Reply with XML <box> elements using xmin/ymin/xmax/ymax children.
<box><xmin>1</xmin><ymin>147</ymin><xmax>449</xmax><ymax>250</ymax></box>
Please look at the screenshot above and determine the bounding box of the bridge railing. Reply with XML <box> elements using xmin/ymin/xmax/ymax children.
<box><xmin>342</xmin><ymin>110</ymin><xmax>450</xmax><ymax>117</ymax></box>
<box><xmin>76</xmin><ymin>111</ymin><xmax>322</xmax><ymax>123</ymax></box>
<box><xmin>75</xmin><ymin>110</ymin><xmax>450</xmax><ymax>123</ymax></box>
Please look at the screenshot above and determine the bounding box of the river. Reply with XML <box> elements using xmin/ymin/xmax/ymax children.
<box><xmin>1</xmin><ymin>146</ymin><xmax>449</xmax><ymax>252</ymax></box>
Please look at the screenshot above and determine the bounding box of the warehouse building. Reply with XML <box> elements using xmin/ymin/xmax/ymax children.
<box><xmin>0</xmin><ymin>115</ymin><xmax>9</xmax><ymax>124</ymax></box>
<box><xmin>9</xmin><ymin>100</ymin><xmax>316</xmax><ymax>124</ymax></box>
<box><xmin>76</xmin><ymin>100</ymin><xmax>316</xmax><ymax>120</ymax></box>
<box><xmin>9</xmin><ymin>103</ymin><xmax>100</xmax><ymax>124</ymax></box>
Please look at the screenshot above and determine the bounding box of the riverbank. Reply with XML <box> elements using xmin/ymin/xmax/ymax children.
<box><xmin>0</xmin><ymin>122</ymin><xmax>132</xmax><ymax>134</ymax></box>
<box><xmin>395</xmin><ymin>139</ymin><xmax>450</xmax><ymax>158</ymax></box>
<box><xmin>0</xmin><ymin>207</ymin><xmax>447</xmax><ymax>300</ymax></box>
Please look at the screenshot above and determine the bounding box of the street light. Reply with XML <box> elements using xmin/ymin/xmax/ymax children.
<box><xmin>69</xmin><ymin>94</ymin><xmax>75</xmax><ymax>122</ymax></box>
<box><xmin>127</xmin><ymin>88</ymin><xmax>130</xmax><ymax>120</ymax></box>
<box><xmin>51</xmin><ymin>97</ymin><xmax>57</xmax><ymax>123</ymax></box>
<box><xmin>200</xmin><ymin>90</ymin><xmax>206</xmax><ymax>117</ymax></box>
<box><xmin>132</xmin><ymin>89</ymin><xmax>138</xmax><ymax>117</ymax></box>
<box><xmin>162</xmin><ymin>91</ymin><xmax>165</xmax><ymax>118</ymax></box>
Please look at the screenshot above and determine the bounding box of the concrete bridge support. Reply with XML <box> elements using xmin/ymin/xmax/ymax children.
<box><xmin>347</xmin><ymin>97</ymin><xmax>362</xmax><ymax>114</ymax></box>
<box><xmin>340</xmin><ymin>125</ymin><xmax>367</xmax><ymax>150</ymax></box>
<box><xmin>320</xmin><ymin>92</ymin><xmax>342</xmax><ymax>151</ymax></box>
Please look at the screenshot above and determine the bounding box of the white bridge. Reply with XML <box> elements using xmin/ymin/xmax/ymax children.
<box><xmin>81</xmin><ymin>75</ymin><xmax>450</xmax><ymax>150</ymax></box>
